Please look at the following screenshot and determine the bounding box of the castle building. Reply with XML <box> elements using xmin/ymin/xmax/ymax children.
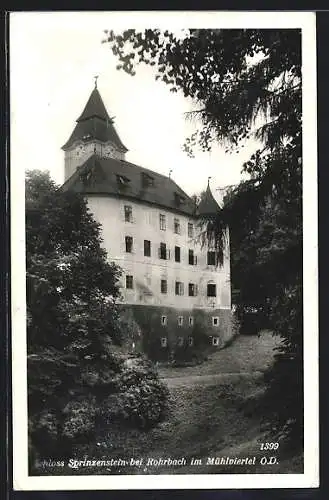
<box><xmin>61</xmin><ymin>83</ymin><xmax>233</xmax><ymax>356</ymax></box>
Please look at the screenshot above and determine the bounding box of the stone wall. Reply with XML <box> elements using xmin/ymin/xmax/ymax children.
<box><xmin>119</xmin><ymin>304</ymin><xmax>238</xmax><ymax>361</ymax></box>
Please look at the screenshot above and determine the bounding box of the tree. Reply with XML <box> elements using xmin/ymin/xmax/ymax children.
<box><xmin>26</xmin><ymin>171</ymin><xmax>169</xmax><ymax>467</ymax></box>
<box><xmin>104</xmin><ymin>29</ymin><xmax>303</xmax><ymax>446</ymax></box>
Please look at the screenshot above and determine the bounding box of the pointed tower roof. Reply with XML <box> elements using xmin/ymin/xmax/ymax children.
<box><xmin>198</xmin><ymin>181</ymin><xmax>220</xmax><ymax>216</ymax></box>
<box><xmin>76</xmin><ymin>87</ymin><xmax>110</xmax><ymax>122</ymax></box>
<box><xmin>62</xmin><ymin>84</ymin><xmax>128</xmax><ymax>152</ymax></box>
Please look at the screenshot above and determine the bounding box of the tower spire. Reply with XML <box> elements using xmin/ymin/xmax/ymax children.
<box><xmin>94</xmin><ymin>75</ymin><xmax>99</xmax><ymax>89</ymax></box>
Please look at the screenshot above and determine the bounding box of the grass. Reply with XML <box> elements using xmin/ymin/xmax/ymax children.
<box><xmin>158</xmin><ymin>331</ymin><xmax>282</xmax><ymax>379</ymax></box>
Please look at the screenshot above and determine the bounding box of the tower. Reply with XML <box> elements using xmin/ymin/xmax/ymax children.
<box><xmin>61</xmin><ymin>82</ymin><xmax>233</xmax><ymax>358</ymax></box>
<box><xmin>62</xmin><ymin>81</ymin><xmax>128</xmax><ymax>181</ymax></box>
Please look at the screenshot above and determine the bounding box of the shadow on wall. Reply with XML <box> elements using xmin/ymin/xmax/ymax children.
<box><xmin>118</xmin><ymin>305</ymin><xmax>240</xmax><ymax>362</ymax></box>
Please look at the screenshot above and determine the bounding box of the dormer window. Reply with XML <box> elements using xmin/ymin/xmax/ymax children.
<box><xmin>116</xmin><ymin>174</ymin><xmax>130</xmax><ymax>187</ymax></box>
<box><xmin>80</xmin><ymin>168</ymin><xmax>92</xmax><ymax>186</ymax></box>
<box><xmin>174</xmin><ymin>192</ymin><xmax>185</xmax><ymax>207</ymax></box>
<box><xmin>82</xmin><ymin>134</ymin><xmax>92</xmax><ymax>142</ymax></box>
<box><xmin>141</xmin><ymin>172</ymin><xmax>155</xmax><ymax>188</ymax></box>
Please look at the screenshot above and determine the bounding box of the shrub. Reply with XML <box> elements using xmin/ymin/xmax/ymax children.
<box><xmin>101</xmin><ymin>359</ymin><xmax>169</xmax><ymax>429</ymax></box>
<box><xmin>28</xmin><ymin>352</ymin><xmax>169</xmax><ymax>465</ymax></box>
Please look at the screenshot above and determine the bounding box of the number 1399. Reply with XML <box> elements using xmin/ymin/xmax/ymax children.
<box><xmin>260</xmin><ymin>442</ymin><xmax>279</xmax><ymax>450</ymax></box>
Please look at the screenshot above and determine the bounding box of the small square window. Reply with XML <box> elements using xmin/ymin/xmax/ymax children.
<box><xmin>161</xmin><ymin>337</ymin><xmax>167</xmax><ymax>347</ymax></box>
<box><xmin>177</xmin><ymin>336</ymin><xmax>184</xmax><ymax>346</ymax></box>
<box><xmin>126</xmin><ymin>275</ymin><xmax>133</xmax><ymax>289</ymax></box>
<box><xmin>144</xmin><ymin>240</ymin><xmax>151</xmax><ymax>257</ymax></box>
<box><xmin>174</xmin><ymin>218</ymin><xmax>181</xmax><ymax>234</ymax></box>
<box><xmin>124</xmin><ymin>205</ymin><xmax>133</xmax><ymax>222</ymax></box>
<box><xmin>212</xmin><ymin>336</ymin><xmax>220</xmax><ymax>346</ymax></box>
<box><xmin>125</xmin><ymin>236</ymin><xmax>133</xmax><ymax>253</ymax></box>
<box><xmin>188</xmin><ymin>223</ymin><xmax>194</xmax><ymax>238</ymax></box>
<box><xmin>161</xmin><ymin>279</ymin><xmax>168</xmax><ymax>294</ymax></box>
<box><xmin>188</xmin><ymin>336</ymin><xmax>194</xmax><ymax>346</ymax></box>
<box><xmin>161</xmin><ymin>315</ymin><xmax>167</xmax><ymax>326</ymax></box>
<box><xmin>178</xmin><ymin>316</ymin><xmax>184</xmax><ymax>326</ymax></box>
<box><xmin>189</xmin><ymin>316</ymin><xmax>194</xmax><ymax>326</ymax></box>
<box><xmin>159</xmin><ymin>214</ymin><xmax>166</xmax><ymax>230</ymax></box>
<box><xmin>212</xmin><ymin>316</ymin><xmax>219</xmax><ymax>327</ymax></box>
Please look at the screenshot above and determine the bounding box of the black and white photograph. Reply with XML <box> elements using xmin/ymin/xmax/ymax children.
<box><xmin>10</xmin><ymin>11</ymin><xmax>318</xmax><ymax>490</ymax></box>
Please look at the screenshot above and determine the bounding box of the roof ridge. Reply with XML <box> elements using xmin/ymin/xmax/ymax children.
<box><xmin>116</xmin><ymin>158</ymin><xmax>192</xmax><ymax>198</ymax></box>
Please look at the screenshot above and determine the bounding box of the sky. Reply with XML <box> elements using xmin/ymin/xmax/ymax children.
<box><xmin>10</xmin><ymin>12</ymin><xmax>265</xmax><ymax>198</ymax></box>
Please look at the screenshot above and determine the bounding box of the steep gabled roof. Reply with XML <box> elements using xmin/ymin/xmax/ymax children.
<box><xmin>61</xmin><ymin>154</ymin><xmax>197</xmax><ymax>216</ymax></box>
<box><xmin>198</xmin><ymin>184</ymin><xmax>220</xmax><ymax>216</ymax></box>
<box><xmin>62</xmin><ymin>87</ymin><xmax>127</xmax><ymax>152</ymax></box>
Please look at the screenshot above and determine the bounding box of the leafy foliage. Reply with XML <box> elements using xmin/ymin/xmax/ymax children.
<box><xmin>105</xmin><ymin>29</ymin><xmax>303</xmax><ymax>446</ymax></box>
<box><xmin>102</xmin><ymin>359</ymin><xmax>169</xmax><ymax>429</ymax></box>
<box><xmin>26</xmin><ymin>171</ymin><xmax>169</xmax><ymax>464</ymax></box>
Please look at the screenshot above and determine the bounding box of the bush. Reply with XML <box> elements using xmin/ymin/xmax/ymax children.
<box><xmin>28</xmin><ymin>353</ymin><xmax>169</xmax><ymax>465</ymax></box>
<box><xmin>101</xmin><ymin>358</ymin><xmax>169</xmax><ymax>429</ymax></box>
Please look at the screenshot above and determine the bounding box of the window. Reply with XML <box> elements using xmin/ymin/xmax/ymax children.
<box><xmin>174</xmin><ymin>192</ymin><xmax>185</xmax><ymax>207</ymax></box>
<box><xmin>189</xmin><ymin>316</ymin><xmax>194</xmax><ymax>326</ymax></box>
<box><xmin>161</xmin><ymin>279</ymin><xmax>168</xmax><ymax>294</ymax></box>
<box><xmin>161</xmin><ymin>337</ymin><xmax>167</xmax><ymax>347</ymax></box>
<box><xmin>125</xmin><ymin>236</ymin><xmax>133</xmax><ymax>253</ymax></box>
<box><xmin>207</xmin><ymin>284</ymin><xmax>217</xmax><ymax>297</ymax></box>
<box><xmin>174</xmin><ymin>218</ymin><xmax>181</xmax><ymax>234</ymax></box>
<box><xmin>177</xmin><ymin>336</ymin><xmax>184</xmax><ymax>346</ymax></box>
<box><xmin>212</xmin><ymin>316</ymin><xmax>219</xmax><ymax>327</ymax></box>
<box><xmin>159</xmin><ymin>214</ymin><xmax>166</xmax><ymax>230</ymax></box>
<box><xmin>188</xmin><ymin>336</ymin><xmax>194</xmax><ymax>346</ymax></box>
<box><xmin>175</xmin><ymin>246</ymin><xmax>181</xmax><ymax>262</ymax></box>
<box><xmin>124</xmin><ymin>205</ymin><xmax>133</xmax><ymax>222</ymax></box>
<box><xmin>175</xmin><ymin>281</ymin><xmax>184</xmax><ymax>296</ymax></box>
<box><xmin>207</xmin><ymin>251</ymin><xmax>216</xmax><ymax>266</ymax></box>
<box><xmin>178</xmin><ymin>316</ymin><xmax>184</xmax><ymax>326</ymax></box>
<box><xmin>142</xmin><ymin>172</ymin><xmax>155</xmax><ymax>188</ymax></box>
<box><xmin>161</xmin><ymin>316</ymin><xmax>167</xmax><ymax>326</ymax></box>
<box><xmin>144</xmin><ymin>240</ymin><xmax>151</xmax><ymax>257</ymax></box>
<box><xmin>188</xmin><ymin>249</ymin><xmax>197</xmax><ymax>265</ymax></box>
<box><xmin>212</xmin><ymin>337</ymin><xmax>220</xmax><ymax>346</ymax></box>
<box><xmin>188</xmin><ymin>223</ymin><xmax>194</xmax><ymax>238</ymax></box>
<box><xmin>126</xmin><ymin>275</ymin><xmax>133</xmax><ymax>289</ymax></box>
<box><xmin>159</xmin><ymin>242</ymin><xmax>170</xmax><ymax>260</ymax></box>
<box><xmin>188</xmin><ymin>283</ymin><xmax>198</xmax><ymax>297</ymax></box>
<box><xmin>117</xmin><ymin>174</ymin><xmax>130</xmax><ymax>187</ymax></box>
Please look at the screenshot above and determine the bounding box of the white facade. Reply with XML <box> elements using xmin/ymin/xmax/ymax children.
<box><xmin>87</xmin><ymin>195</ymin><xmax>231</xmax><ymax>311</ymax></box>
<box><xmin>62</xmin><ymin>85</ymin><xmax>232</xmax><ymax>322</ymax></box>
